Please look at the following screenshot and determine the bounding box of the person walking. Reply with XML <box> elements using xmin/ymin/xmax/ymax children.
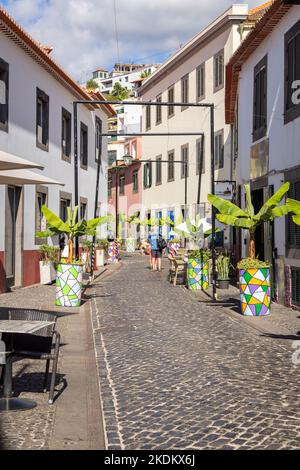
<box><xmin>148</xmin><ymin>226</ymin><xmax>166</xmax><ymax>272</ymax></box>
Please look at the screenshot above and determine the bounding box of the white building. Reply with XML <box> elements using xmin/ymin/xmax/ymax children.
<box><xmin>226</xmin><ymin>0</ymin><xmax>300</xmax><ymax>307</ymax></box>
<box><xmin>91</xmin><ymin>64</ymin><xmax>159</xmax><ymax>95</ymax></box>
<box><xmin>138</xmin><ymin>4</ymin><xmax>257</xmax><ymax>244</ymax></box>
<box><xmin>107</xmin><ymin>101</ymin><xmax>142</xmax><ymax>166</ymax></box>
<box><xmin>0</xmin><ymin>6</ymin><xmax>115</xmax><ymax>293</ymax></box>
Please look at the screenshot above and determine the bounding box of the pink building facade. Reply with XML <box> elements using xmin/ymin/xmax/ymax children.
<box><xmin>108</xmin><ymin>138</ymin><xmax>142</xmax><ymax>242</ymax></box>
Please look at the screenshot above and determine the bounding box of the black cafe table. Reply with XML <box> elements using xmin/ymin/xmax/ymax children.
<box><xmin>0</xmin><ymin>319</ymin><xmax>55</xmax><ymax>412</ymax></box>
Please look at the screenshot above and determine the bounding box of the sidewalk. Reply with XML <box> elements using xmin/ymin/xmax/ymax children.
<box><xmin>190</xmin><ymin>283</ymin><xmax>300</xmax><ymax>344</ymax></box>
<box><xmin>0</xmin><ymin>272</ymin><xmax>107</xmax><ymax>450</ymax></box>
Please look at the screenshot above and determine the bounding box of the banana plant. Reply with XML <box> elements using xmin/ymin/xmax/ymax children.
<box><xmin>207</xmin><ymin>182</ymin><xmax>290</xmax><ymax>260</ymax></box>
<box><xmin>36</xmin><ymin>205</ymin><xmax>108</xmax><ymax>264</ymax></box>
<box><xmin>286</xmin><ymin>198</ymin><xmax>300</xmax><ymax>225</ymax></box>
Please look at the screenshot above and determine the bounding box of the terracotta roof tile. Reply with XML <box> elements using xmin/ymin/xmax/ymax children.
<box><xmin>0</xmin><ymin>6</ymin><xmax>115</xmax><ymax>117</ymax></box>
<box><xmin>225</xmin><ymin>0</ymin><xmax>291</xmax><ymax>124</ymax></box>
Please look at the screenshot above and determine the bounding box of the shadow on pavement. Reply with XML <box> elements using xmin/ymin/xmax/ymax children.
<box><xmin>260</xmin><ymin>333</ymin><xmax>300</xmax><ymax>341</ymax></box>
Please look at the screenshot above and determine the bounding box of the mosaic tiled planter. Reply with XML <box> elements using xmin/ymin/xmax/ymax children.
<box><xmin>126</xmin><ymin>238</ymin><xmax>135</xmax><ymax>253</ymax></box>
<box><xmin>187</xmin><ymin>257</ymin><xmax>209</xmax><ymax>291</ymax></box>
<box><xmin>108</xmin><ymin>242</ymin><xmax>119</xmax><ymax>263</ymax></box>
<box><xmin>55</xmin><ymin>263</ymin><xmax>83</xmax><ymax>307</ymax></box>
<box><xmin>239</xmin><ymin>267</ymin><xmax>271</xmax><ymax>316</ymax></box>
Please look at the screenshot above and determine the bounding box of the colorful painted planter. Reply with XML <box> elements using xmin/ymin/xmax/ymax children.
<box><xmin>126</xmin><ymin>238</ymin><xmax>135</xmax><ymax>253</ymax></box>
<box><xmin>55</xmin><ymin>263</ymin><xmax>83</xmax><ymax>307</ymax></box>
<box><xmin>108</xmin><ymin>242</ymin><xmax>119</xmax><ymax>263</ymax></box>
<box><xmin>239</xmin><ymin>267</ymin><xmax>271</xmax><ymax>316</ymax></box>
<box><xmin>187</xmin><ymin>257</ymin><xmax>209</xmax><ymax>291</ymax></box>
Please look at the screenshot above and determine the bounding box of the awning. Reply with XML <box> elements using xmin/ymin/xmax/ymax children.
<box><xmin>0</xmin><ymin>169</ymin><xmax>64</xmax><ymax>186</ymax></box>
<box><xmin>0</xmin><ymin>150</ymin><xmax>44</xmax><ymax>171</ymax></box>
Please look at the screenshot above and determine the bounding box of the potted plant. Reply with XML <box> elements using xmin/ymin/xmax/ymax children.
<box><xmin>208</xmin><ymin>183</ymin><xmax>290</xmax><ymax>316</ymax></box>
<box><xmin>96</xmin><ymin>239</ymin><xmax>108</xmax><ymax>267</ymax></box>
<box><xmin>39</xmin><ymin>245</ymin><xmax>59</xmax><ymax>285</ymax></box>
<box><xmin>216</xmin><ymin>253</ymin><xmax>231</xmax><ymax>289</ymax></box>
<box><xmin>37</xmin><ymin>205</ymin><xmax>107</xmax><ymax>307</ymax></box>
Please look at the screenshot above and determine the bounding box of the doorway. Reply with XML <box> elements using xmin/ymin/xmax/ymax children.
<box><xmin>5</xmin><ymin>186</ymin><xmax>23</xmax><ymax>289</ymax></box>
<box><xmin>251</xmin><ymin>188</ymin><xmax>265</xmax><ymax>261</ymax></box>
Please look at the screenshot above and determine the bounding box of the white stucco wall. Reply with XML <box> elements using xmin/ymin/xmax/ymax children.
<box><xmin>237</xmin><ymin>5</ymin><xmax>300</xmax><ymax>264</ymax></box>
<box><xmin>139</xmin><ymin>6</ymin><xmax>247</xmax><ymax>236</ymax></box>
<box><xmin>0</xmin><ymin>29</ymin><xmax>108</xmax><ymax>252</ymax></box>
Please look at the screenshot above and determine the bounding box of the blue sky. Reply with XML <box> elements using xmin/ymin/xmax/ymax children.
<box><xmin>1</xmin><ymin>0</ymin><xmax>265</xmax><ymax>81</ymax></box>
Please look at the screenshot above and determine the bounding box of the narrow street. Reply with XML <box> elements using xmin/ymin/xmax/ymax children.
<box><xmin>91</xmin><ymin>255</ymin><xmax>300</xmax><ymax>450</ymax></box>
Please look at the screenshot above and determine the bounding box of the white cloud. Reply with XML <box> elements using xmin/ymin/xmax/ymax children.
<box><xmin>3</xmin><ymin>0</ymin><xmax>265</xmax><ymax>81</ymax></box>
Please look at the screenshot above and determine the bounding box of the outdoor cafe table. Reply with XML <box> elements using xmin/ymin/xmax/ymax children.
<box><xmin>0</xmin><ymin>319</ymin><xmax>55</xmax><ymax>412</ymax></box>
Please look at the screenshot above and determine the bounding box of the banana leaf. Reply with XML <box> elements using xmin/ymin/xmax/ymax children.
<box><xmin>293</xmin><ymin>215</ymin><xmax>300</xmax><ymax>225</ymax></box>
<box><xmin>36</xmin><ymin>229</ymin><xmax>56</xmax><ymax>238</ymax></box>
<box><xmin>207</xmin><ymin>194</ymin><xmax>247</xmax><ymax>218</ymax></box>
<box><xmin>256</xmin><ymin>182</ymin><xmax>290</xmax><ymax>220</ymax></box>
<box><xmin>287</xmin><ymin>198</ymin><xmax>300</xmax><ymax>214</ymax></box>
<box><xmin>244</xmin><ymin>184</ymin><xmax>254</xmax><ymax>217</ymax></box>
<box><xmin>216</xmin><ymin>214</ymin><xmax>254</xmax><ymax>229</ymax></box>
<box><xmin>269</xmin><ymin>205</ymin><xmax>290</xmax><ymax>219</ymax></box>
<box><xmin>42</xmin><ymin>205</ymin><xmax>71</xmax><ymax>234</ymax></box>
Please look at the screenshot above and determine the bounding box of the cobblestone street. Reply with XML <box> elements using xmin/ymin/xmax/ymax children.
<box><xmin>91</xmin><ymin>255</ymin><xmax>300</xmax><ymax>450</ymax></box>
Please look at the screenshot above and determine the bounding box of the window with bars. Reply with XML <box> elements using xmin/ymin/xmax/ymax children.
<box><xmin>133</xmin><ymin>170</ymin><xmax>139</xmax><ymax>193</ymax></box>
<box><xmin>36</xmin><ymin>88</ymin><xmax>49</xmax><ymax>151</ymax></box>
<box><xmin>181</xmin><ymin>74</ymin><xmax>189</xmax><ymax>110</ymax></box>
<box><xmin>60</xmin><ymin>195</ymin><xmax>71</xmax><ymax>222</ymax></box>
<box><xmin>0</xmin><ymin>58</ymin><xmax>9</xmax><ymax>132</ymax></box>
<box><xmin>287</xmin><ymin>180</ymin><xmax>300</xmax><ymax>249</ymax></box>
<box><xmin>145</xmin><ymin>105</ymin><xmax>151</xmax><ymax>130</ymax></box>
<box><xmin>156</xmin><ymin>95</ymin><xmax>162</xmax><ymax>125</ymax></box>
<box><xmin>143</xmin><ymin>162</ymin><xmax>152</xmax><ymax>189</ymax></box>
<box><xmin>35</xmin><ymin>188</ymin><xmax>48</xmax><ymax>244</ymax></box>
<box><xmin>196</xmin><ymin>136</ymin><xmax>205</xmax><ymax>175</ymax></box>
<box><xmin>253</xmin><ymin>55</ymin><xmax>267</xmax><ymax>142</ymax></box>
<box><xmin>80</xmin><ymin>122</ymin><xmax>88</xmax><ymax>169</ymax></box>
<box><xmin>181</xmin><ymin>145</ymin><xmax>189</xmax><ymax>179</ymax></box>
<box><xmin>61</xmin><ymin>108</ymin><xmax>71</xmax><ymax>161</ymax></box>
<box><xmin>285</xmin><ymin>20</ymin><xmax>300</xmax><ymax>123</ymax></box>
<box><xmin>168</xmin><ymin>86</ymin><xmax>175</xmax><ymax>118</ymax></box>
<box><xmin>214</xmin><ymin>131</ymin><xmax>224</xmax><ymax>169</ymax></box>
<box><xmin>214</xmin><ymin>50</ymin><xmax>224</xmax><ymax>92</ymax></box>
<box><xmin>80</xmin><ymin>199</ymin><xmax>88</xmax><ymax>220</ymax></box>
<box><xmin>119</xmin><ymin>175</ymin><xmax>125</xmax><ymax>195</ymax></box>
<box><xmin>108</xmin><ymin>150</ymin><xmax>117</xmax><ymax>166</ymax></box>
<box><xmin>95</xmin><ymin>116</ymin><xmax>102</xmax><ymax>162</ymax></box>
<box><xmin>156</xmin><ymin>156</ymin><xmax>162</xmax><ymax>185</ymax></box>
<box><xmin>108</xmin><ymin>177</ymin><xmax>112</xmax><ymax>197</ymax></box>
<box><xmin>168</xmin><ymin>151</ymin><xmax>175</xmax><ymax>182</ymax></box>
<box><xmin>291</xmin><ymin>267</ymin><xmax>300</xmax><ymax>306</ymax></box>
<box><xmin>196</xmin><ymin>63</ymin><xmax>205</xmax><ymax>101</ymax></box>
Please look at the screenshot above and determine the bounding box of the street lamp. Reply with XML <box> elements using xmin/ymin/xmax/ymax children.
<box><xmin>123</xmin><ymin>154</ymin><xmax>133</xmax><ymax>167</ymax></box>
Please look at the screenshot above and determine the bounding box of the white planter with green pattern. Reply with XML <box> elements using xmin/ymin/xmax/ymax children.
<box><xmin>55</xmin><ymin>263</ymin><xmax>83</xmax><ymax>307</ymax></box>
<box><xmin>126</xmin><ymin>238</ymin><xmax>135</xmax><ymax>253</ymax></box>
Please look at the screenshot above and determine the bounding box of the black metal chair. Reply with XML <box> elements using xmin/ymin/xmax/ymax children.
<box><xmin>3</xmin><ymin>310</ymin><xmax>60</xmax><ymax>405</ymax></box>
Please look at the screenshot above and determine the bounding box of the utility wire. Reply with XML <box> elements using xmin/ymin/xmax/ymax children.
<box><xmin>113</xmin><ymin>0</ymin><xmax>120</xmax><ymax>65</ymax></box>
